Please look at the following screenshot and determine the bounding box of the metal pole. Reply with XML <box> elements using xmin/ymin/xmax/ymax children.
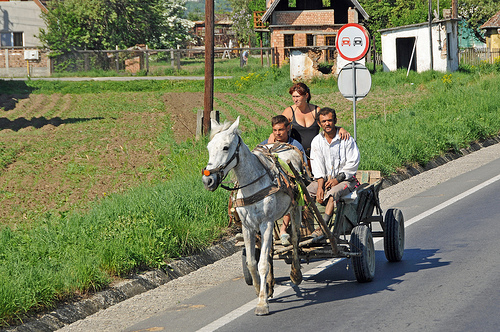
<box><xmin>351</xmin><ymin>62</ymin><xmax>357</xmax><ymax>142</ymax></box>
<box><xmin>204</xmin><ymin>0</ymin><xmax>215</xmax><ymax>135</ymax></box>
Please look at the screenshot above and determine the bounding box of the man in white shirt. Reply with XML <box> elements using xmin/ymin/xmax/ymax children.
<box><xmin>307</xmin><ymin>107</ymin><xmax>360</xmax><ymax>225</ymax></box>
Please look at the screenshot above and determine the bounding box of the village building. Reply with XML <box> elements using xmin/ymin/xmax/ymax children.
<box><xmin>379</xmin><ymin>9</ymin><xmax>460</xmax><ymax>73</ymax></box>
<box><xmin>0</xmin><ymin>0</ymin><xmax>49</xmax><ymax>77</ymax></box>
<box><xmin>260</xmin><ymin>0</ymin><xmax>369</xmax><ymax>75</ymax></box>
<box><xmin>480</xmin><ymin>10</ymin><xmax>500</xmax><ymax>52</ymax></box>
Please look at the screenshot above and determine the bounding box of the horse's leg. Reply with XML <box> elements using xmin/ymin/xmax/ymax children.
<box><xmin>266</xmin><ymin>245</ymin><xmax>275</xmax><ymax>299</ymax></box>
<box><xmin>242</xmin><ymin>227</ymin><xmax>260</xmax><ymax>295</ymax></box>
<box><xmin>290</xmin><ymin>205</ymin><xmax>303</xmax><ymax>285</ymax></box>
<box><xmin>255</xmin><ymin>220</ymin><xmax>273</xmax><ymax>316</ymax></box>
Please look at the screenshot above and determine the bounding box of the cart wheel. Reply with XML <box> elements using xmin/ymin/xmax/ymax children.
<box><xmin>242</xmin><ymin>247</ymin><xmax>260</xmax><ymax>285</ymax></box>
<box><xmin>350</xmin><ymin>225</ymin><xmax>375</xmax><ymax>283</ymax></box>
<box><xmin>384</xmin><ymin>208</ymin><xmax>405</xmax><ymax>262</ymax></box>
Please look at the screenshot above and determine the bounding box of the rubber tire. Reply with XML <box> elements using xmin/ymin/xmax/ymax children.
<box><xmin>384</xmin><ymin>208</ymin><xmax>405</xmax><ymax>262</ymax></box>
<box><xmin>242</xmin><ymin>247</ymin><xmax>260</xmax><ymax>285</ymax></box>
<box><xmin>350</xmin><ymin>225</ymin><xmax>375</xmax><ymax>283</ymax></box>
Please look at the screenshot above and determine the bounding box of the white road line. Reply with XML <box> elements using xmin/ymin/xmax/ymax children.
<box><xmin>404</xmin><ymin>173</ymin><xmax>500</xmax><ymax>227</ymax></box>
<box><xmin>197</xmin><ymin>173</ymin><xmax>500</xmax><ymax>332</ymax></box>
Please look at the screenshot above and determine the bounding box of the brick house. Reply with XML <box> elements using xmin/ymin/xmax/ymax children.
<box><xmin>260</xmin><ymin>0</ymin><xmax>369</xmax><ymax>67</ymax></box>
<box><xmin>0</xmin><ymin>0</ymin><xmax>50</xmax><ymax>77</ymax></box>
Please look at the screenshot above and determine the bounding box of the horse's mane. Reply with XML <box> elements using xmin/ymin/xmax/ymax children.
<box><xmin>210</xmin><ymin>121</ymin><xmax>241</xmax><ymax>140</ymax></box>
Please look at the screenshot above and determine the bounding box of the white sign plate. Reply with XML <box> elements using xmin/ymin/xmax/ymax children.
<box><xmin>336</xmin><ymin>23</ymin><xmax>369</xmax><ymax>62</ymax></box>
<box><xmin>337</xmin><ymin>63</ymin><xmax>371</xmax><ymax>101</ymax></box>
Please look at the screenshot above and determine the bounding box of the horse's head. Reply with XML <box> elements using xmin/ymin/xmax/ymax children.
<box><xmin>202</xmin><ymin>117</ymin><xmax>241</xmax><ymax>191</ymax></box>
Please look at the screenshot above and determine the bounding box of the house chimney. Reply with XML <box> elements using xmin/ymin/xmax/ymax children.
<box><xmin>348</xmin><ymin>7</ymin><xmax>358</xmax><ymax>23</ymax></box>
<box><xmin>452</xmin><ymin>0</ymin><xmax>458</xmax><ymax>19</ymax></box>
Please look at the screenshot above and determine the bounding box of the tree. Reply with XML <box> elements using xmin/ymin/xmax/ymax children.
<box><xmin>228</xmin><ymin>0</ymin><xmax>254</xmax><ymax>45</ymax></box>
<box><xmin>38</xmin><ymin>0</ymin><xmax>194</xmax><ymax>53</ymax></box>
<box><xmin>459</xmin><ymin>0</ymin><xmax>500</xmax><ymax>43</ymax></box>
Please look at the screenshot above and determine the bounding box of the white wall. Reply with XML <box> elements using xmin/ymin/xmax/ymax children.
<box><xmin>380</xmin><ymin>20</ymin><xmax>459</xmax><ymax>73</ymax></box>
<box><xmin>0</xmin><ymin>2</ymin><xmax>45</xmax><ymax>47</ymax></box>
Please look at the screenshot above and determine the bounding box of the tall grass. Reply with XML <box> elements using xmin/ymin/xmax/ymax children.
<box><xmin>357</xmin><ymin>72</ymin><xmax>500</xmax><ymax>174</ymax></box>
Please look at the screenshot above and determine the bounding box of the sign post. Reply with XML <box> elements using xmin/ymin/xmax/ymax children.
<box><xmin>336</xmin><ymin>23</ymin><xmax>371</xmax><ymax>142</ymax></box>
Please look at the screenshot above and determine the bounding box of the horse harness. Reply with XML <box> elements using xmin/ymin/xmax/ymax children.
<box><xmin>229</xmin><ymin>142</ymin><xmax>305</xmax><ymax>209</ymax></box>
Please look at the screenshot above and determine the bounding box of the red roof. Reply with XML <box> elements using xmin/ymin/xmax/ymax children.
<box><xmin>480</xmin><ymin>10</ymin><xmax>500</xmax><ymax>29</ymax></box>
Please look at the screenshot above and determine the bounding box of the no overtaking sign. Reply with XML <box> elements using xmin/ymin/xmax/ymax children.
<box><xmin>335</xmin><ymin>23</ymin><xmax>369</xmax><ymax>62</ymax></box>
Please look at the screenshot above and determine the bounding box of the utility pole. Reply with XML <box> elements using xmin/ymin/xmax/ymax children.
<box><xmin>203</xmin><ymin>0</ymin><xmax>215</xmax><ymax>135</ymax></box>
<box><xmin>428</xmin><ymin>0</ymin><xmax>434</xmax><ymax>71</ymax></box>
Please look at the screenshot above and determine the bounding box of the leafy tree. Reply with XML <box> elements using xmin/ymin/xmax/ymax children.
<box><xmin>459</xmin><ymin>0</ymin><xmax>500</xmax><ymax>43</ymax></box>
<box><xmin>38</xmin><ymin>0</ymin><xmax>194</xmax><ymax>53</ymax></box>
<box><xmin>389</xmin><ymin>0</ymin><xmax>429</xmax><ymax>27</ymax></box>
<box><xmin>228</xmin><ymin>0</ymin><xmax>254</xmax><ymax>45</ymax></box>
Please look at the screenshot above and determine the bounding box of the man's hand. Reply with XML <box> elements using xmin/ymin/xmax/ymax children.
<box><xmin>324</xmin><ymin>178</ymin><xmax>339</xmax><ymax>190</ymax></box>
<box><xmin>317</xmin><ymin>187</ymin><xmax>324</xmax><ymax>204</ymax></box>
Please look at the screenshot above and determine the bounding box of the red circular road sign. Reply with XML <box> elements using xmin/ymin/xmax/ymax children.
<box><xmin>336</xmin><ymin>23</ymin><xmax>370</xmax><ymax>62</ymax></box>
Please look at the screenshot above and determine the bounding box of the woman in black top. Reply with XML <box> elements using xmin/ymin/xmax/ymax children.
<box><xmin>269</xmin><ymin>82</ymin><xmax>350</xmax><ymax>157</ymax></box>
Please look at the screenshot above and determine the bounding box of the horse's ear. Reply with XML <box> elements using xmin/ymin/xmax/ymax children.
<box><xmin>229</xmin><ymin>116</ymin><xmax>240</xmax><ymax>133</ymax></box>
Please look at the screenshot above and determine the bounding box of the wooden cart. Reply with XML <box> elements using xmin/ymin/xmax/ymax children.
<box><xmin>240</xmin><ymin>166</ymin><xmax>405</xmax><ymax>284</ymax></box>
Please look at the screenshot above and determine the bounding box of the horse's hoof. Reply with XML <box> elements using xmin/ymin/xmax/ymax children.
<box><xmin>290</xmin><ymin>270</ymin><xmax>302</xmax><ymax>285</ymax></box>
<box><xmin>255</xmin><ymin>305</ymin><xmax>269</xmax><ymax>316</ymax></box>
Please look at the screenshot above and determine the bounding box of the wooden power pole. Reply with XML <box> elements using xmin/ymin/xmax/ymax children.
<box><xmin>203</xmin><ymin>0</ymin><xmax>215</xmax><ymax>135</ymax></box>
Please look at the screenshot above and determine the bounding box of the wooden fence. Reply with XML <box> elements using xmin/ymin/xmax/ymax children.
<box><xmin>459</xmin><ymin>48</ymin><xmax>500</xmax><ymax>66</ymax></box>
<box><xmin>51</xmin><ymin>47</ymin><xmax>274</xmax><ymax>74</ymax></box>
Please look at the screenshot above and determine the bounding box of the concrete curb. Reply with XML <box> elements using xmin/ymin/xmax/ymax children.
<box><xmin>5</xmin><ymin>134</ymin><xmax>500</xmax><ymax>332</ymax></box>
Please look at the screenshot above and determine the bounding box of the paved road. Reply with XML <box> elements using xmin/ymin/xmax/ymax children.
<box><xmin>55</xmin><ymin>142</ymin><xmax>500</xmax><ymax>332</ymax></box>
<box><xmin>2</xmin><ymin>76</ymin><xmax>232</xmax><ymax>81</ymax></box>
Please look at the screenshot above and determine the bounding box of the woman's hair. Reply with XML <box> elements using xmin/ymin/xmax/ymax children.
<box><xmin>288</xmin><ymin>82</ymin><xmax>311</xmax><ymax>103</ymax></box>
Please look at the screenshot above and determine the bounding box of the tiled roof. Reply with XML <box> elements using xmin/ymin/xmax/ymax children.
<box><xmin>480</xmin><ymin>10</ymin><xmax>500</xmax><ymax>29</ymax></box>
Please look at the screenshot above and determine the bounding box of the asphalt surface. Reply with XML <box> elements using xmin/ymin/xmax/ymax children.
<box><xmin>5</xmin><ymin>135</ymin><xmax>500</xmax><ymax>332</ymax></box>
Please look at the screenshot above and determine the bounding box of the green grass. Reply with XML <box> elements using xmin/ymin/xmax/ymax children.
<box><xmin>1</xmin><ymin>63</ymin><xmax>500</xmax><ymax>326</ymax></box>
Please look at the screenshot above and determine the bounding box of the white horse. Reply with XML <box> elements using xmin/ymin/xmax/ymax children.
<box><xmin>202</xmin><ymin>117</ymin><xmax>303</xmax><ymax>315</ymax></box>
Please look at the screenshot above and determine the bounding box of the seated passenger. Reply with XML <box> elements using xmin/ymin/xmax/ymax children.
<box><xmin>261</xmin><ymin>115</ymin><xmax>306</xmax><ymax>245</ymax></box>
<box><xmin>307</xmin><ymin>107</ymin><xmax>360</xmax><ymax>229</ymax></box>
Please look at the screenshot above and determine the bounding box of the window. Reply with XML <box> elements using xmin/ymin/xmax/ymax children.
<box><xmin>325</xmin><ymin>36</ymin><xmax>335</xmax><ymax>61</ymax></box>
<box><xmin>0</xmin><ymin>32</ymin><xmax>24</xmax><ymax>46</ymax></box>
<box><xmin>322</xmin><ymin>0</ymin><xmax>331</xmax><ymax>7</ymax></box>
<box><xmin>13</xmin><ymin>32</ymin><xmax>23</xmax><ymax>46</ymax></box>
<box><xmin>306</xmin><ymin>34</ymin><xmax>315</xmax><ymax>47</ymax></box>
<box><xmin>288</xmin><ymin>0</ymin><xmax>296</xmax><ymax>8</ymax></box>
<box><xmin>284</xmin><ymin>34</ymin><xmax>294</xmax><ymax>57</ymax></box>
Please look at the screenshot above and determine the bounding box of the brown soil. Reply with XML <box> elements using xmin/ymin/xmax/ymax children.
<box><xmin>0</xmin><ymin>92</ymin><xmax>206</xmax><ymax>225</ymax></box>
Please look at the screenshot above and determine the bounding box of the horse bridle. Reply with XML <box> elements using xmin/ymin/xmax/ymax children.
<box><xmin>202</xmin><ymin>136</ymin><xmax>242</xmax><ymax>188</ymax></box>
<box><xmin>202</xmin><ymin>136</ymin><xmax>269</xmax><ymax>191</ymax></box>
